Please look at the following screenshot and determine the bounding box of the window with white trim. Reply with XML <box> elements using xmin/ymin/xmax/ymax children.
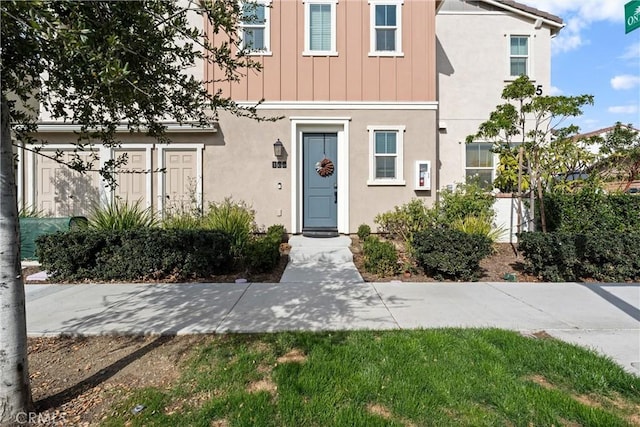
<box><xmin>465</xmin><ymin>142</ymin><xmax>494</xmax><ymax>189</ymax></box>
<box><xmin>240</xmin><ymin>0</ymin><xmax>271</xmax><ymax>54</ymax></box>
<box><xmin>509</xmin><ymin>35</ymin><xmax>529</xmax><ymax>77</ymax></box>
<box><xmin>369</xmin><ymin>0</ymin><xmax>403</xmax><ymax>56</ymax></box>
<box><xmin>304</xmin><ymin>0</ymin><xmax>338</xmax><ymax>56</ymax></box>
<box><xmin>368</xmin><ymin>125</ymin><xmax>405</xmax><ymax>185</ymax></box>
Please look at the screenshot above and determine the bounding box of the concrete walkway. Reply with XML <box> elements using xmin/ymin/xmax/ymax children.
<box><xmin>23</xmin><ymin>236</ymin><xmax>640</xmax><ymax>376</ymax></box>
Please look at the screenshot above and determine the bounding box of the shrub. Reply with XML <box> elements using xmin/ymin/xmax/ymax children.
<box><xmin>89</xmin><ymin>199</ymin><xmax>158</xmax><ymax>230</ymax></box>
<box><xmin>412</xmin><ymin>228</ymin><xmax>492</xmax><ymax>281</ymax></box>
<box><xmin>203</xmin><ymin>198</ymin><xmax>256</xmax><ymax>258</ymax></box>
<box><xmin>374</xmin><ymin>199</ymin><xmax>437</xmax><ymax>248</ymax></box>
<box><xmin>518</xmin><ymin>231</ymin><xmax>640</xmax><ymax>282</ymax></box>
<box><xmin>244</xmin><ymin>235</ymin><xmax>281</xmax><ymax>274</ymax></box>
<box><xmin>363</xmin><ymin>236</ymin><xmax>398</xmax><ymax>276</ymax></box>
<box><xmin>439</xmin><ymin>181</ymin><xmax>495</xmax><ymax>224</ymax></box>
<box><xmin>36</xmin><ymin>229</ymin><xmax>232</xmax><ymax>281</ymax></box>
<box><xmin>266</xmin><ymin>224</ymin><xmax>288</xmax><ymax>243</ymax></box>
<box><xmin>543</xmin><ymin>188</ymin><xmax>640</xmax><ymax>233</ymax></box>
<box><xmin>162</xmin><ymin>212</ymin><xmax>202</xmax><ymax>229</ymax></box>
<box><xmin>517</xmin><ymin>232</ymin><xmax>578</xmax><ymax>282</ymax></box>
<box><xmin>357</xmin><ymin>224</ymin><xmax>371</xmax><ymax>241</ymax></box>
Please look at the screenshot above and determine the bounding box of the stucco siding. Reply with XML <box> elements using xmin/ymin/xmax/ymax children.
<box><xmin>436</xmin><ymin>6</ymin><xmax>554</xmax><ymax>188</ymax></box>
<box><xmin>209</xmin><ymin>108</ymin><xmax>436</xmax><ymax>232</ymax></box>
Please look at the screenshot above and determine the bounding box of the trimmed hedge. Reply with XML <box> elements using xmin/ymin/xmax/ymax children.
<box><xmin>36</xmin><ymin>229</ymin><xmax>233</xmax><ymax>281</ymax></box>
<box><xmin>518</xmin><ymin>231</ymin><xmax>640</xmax><ymax>282</ymax></box>
<box><xmin>543</xmin><ymin>190</ymin><xmax>640</xmax><ymax>233</ymax></box>
<box><xmin>412</xmin><ymin>228</ymin><xmax>492</xmax><ymax>281</ymax></box>
<box><xmin>244</xmin><ymin>228</ymin><xmax>283</xmax><ymax>274</ymax></box>
<box><xmin>363</xmin><ymin>236</ymin><xmax>398</xmax><ymax>276</ymax></box>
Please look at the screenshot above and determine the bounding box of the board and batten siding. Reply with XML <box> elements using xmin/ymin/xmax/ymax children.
<box><xmin>206</xmin><ymin>0</ymin><xmax>436</xmax><ymax>102</ymax></box>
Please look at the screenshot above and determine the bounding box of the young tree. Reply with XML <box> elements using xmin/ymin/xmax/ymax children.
<box><xmin>592</xmin><ymin>122</ymin><xmax>640</xmax><ymax>191</ymax></box>
<box><xmin>466</xmin><ymin>75</ymin><xmax>593</xmax><ymax>232</ymax></box>
<box><xmin>1</xmin><ymin>0</ymin><xmax>264</xmax><ymax>421</ymax></box>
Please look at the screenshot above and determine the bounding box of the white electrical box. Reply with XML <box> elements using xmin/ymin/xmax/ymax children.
<box><xmin>415</xmin><ymin>160</ymin><xmax>431</xmax><ymax>190</ymax></box>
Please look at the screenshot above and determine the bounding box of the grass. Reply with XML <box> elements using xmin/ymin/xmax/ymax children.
<box><xmin>102</xmin><ymin>329</ymin><xmax>640</xmax><ymax>427</ymax></box>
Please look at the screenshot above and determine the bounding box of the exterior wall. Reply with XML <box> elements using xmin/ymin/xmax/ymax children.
<box><xmin>436</xmin><ymin>2</ymin><xmax>555</xmax><ymax>189</ymax></box>
<box><xmin>207</xmin><ymin>108</ymin><xmax>437</xmax><ymax>232</ymax></box>
<box><xmin>19</xmin><ymin>131</ymin><xmax>214</xmax><ymax>217</ymax></box>
<box><xmin>207</xmin><ymin>0</ymin><xmax>437</xmax><ymax>103</ymax></box>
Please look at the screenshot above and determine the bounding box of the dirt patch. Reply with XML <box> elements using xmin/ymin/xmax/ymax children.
<box><xmin>276</xmin><ymin>349</ymin><xmax>307</xmax><ymax>364</ymax></box>
<box><xmin>351</xmin><ymin>237</ymin><xmax>539</xmax><ymax>282</ymax></box>
<box><xmin>28</xmin><ymin>335</ymin><xmax>210</xmax><ymax>426</ymax></box>
<box><xmin>367</xmin><ymin>403</ymin><xmax>393</xmax><ymax>419</ymax></box>
<box><xmin>527</xmin><ymin>374</ymin><xmax>555</xmax><ymax>390</ymax></box>
<box><xmin>247</xmin><ymin>379</ymin><xmax>277</xmax><ymax>395</ymax></box>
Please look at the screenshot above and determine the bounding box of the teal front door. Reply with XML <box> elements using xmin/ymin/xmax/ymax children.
<box><xmin>303</xmin><ymin>133</ymin><xmax>338</xmax><ymax>231</ymax></box>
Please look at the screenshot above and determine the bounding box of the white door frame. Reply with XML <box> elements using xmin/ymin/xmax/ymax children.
<box><xmin>290</xmin><ymin>117</ymin><xmax>351</xmax><ymax>234</ymax></box>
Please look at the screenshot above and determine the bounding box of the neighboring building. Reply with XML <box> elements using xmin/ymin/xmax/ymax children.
<box><xmin>15</xmin><ymin>0</ymin><xmax>564</xmax><ymax>236</ymax></box>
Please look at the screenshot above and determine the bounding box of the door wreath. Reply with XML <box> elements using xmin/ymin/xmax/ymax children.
<box><xmin>315</xmin><ymin>158</ymin><xmax>335</xmax><ymax>177</ymax></box>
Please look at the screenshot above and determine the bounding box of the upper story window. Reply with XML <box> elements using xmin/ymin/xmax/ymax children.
<box><xmin>367</xmin><ymin>125</ymin><xmax>406</xmax><ymax>185</ymax></box>
<box><xmin>240</xmin><ymin>0</ymin><xmax>272</xmax><ymax>55</ymax></box>
<box><xmin>303</xmin><ymin>0</ymin><xmax>338</xmax><ymax>56</ymax></box>
<box><xmin>509</xmin><ymin>35</ymin><xmax>529</xmax><ymax>77</ymax></box>
<box><xmin>369</xmin><ymin>0</ymin><xmax>403</xmax><ymax>56</ymax></box>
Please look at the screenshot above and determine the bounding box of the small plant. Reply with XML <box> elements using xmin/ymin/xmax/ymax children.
<box><xmin>451</xmin><ymin>215</ymin><xmax>506</xmax><ymax>244</ymax></box>
<box><xmin>88</xmin><ymin>198</ymin><xmax>158</xmax><ymax>230</ymax></box>
<box><xmin>356</xmin><ymin>224</ymin><xmax>371</xmax><ymax>241</ymax></box>
<box><xmin>203</xmin><ymin>198</ymin><xmax>256</xmax><ymax>258</ymax></box>
<box><xmin>375</xmin><ymin>199</ymin><xmax>437</xmax><ymax>249</ymax></box>
<box><xmin>439</xmin><ymin>181</ymin><xmax>495</xmax><ymax>224</ymax></box>
<box><xmin>363</xmin><ymin>236</ymin><xmax>398</xmax><ymax>276</ymax></box>
<box><xmin>162</xmin><ymin>177</ymin><xmax>203</xmax><ymax>229</ymax></box>
<box><xmin>19</xmin><ymin>205</ymin><xmax>45</xmax><ymax>218</ymax></box>
<box><xmin>266</xmin><ymin>224</ymin><xmax>288</xmax><ymax>243</ymax></box>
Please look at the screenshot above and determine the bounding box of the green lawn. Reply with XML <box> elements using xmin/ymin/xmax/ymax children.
<box><xmin>103</xmin><ymin>329</ymin><xmax>640</xmax><ymax>427</ymax></box>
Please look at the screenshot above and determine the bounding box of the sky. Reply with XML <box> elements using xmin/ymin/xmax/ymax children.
<box><xmin>531</xmin><ymin>0</ymin><xmax>640</xmax><ymax>133</ymax></box>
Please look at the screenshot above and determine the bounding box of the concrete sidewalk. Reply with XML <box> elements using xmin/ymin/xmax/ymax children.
<box><xmin>25</xmin><ymin>281</ymin><xmax>640</xmax><ymax>375</ymax></box>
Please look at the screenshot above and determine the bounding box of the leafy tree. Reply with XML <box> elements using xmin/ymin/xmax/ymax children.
<box><xmin>591</xmin><ymin>122</ymin><xmax>640</xmax><ymax>191</ymax></box>
<box><xmin>466</xmin><ymin>76</ymin><xmax>593</xmax><ymax>231</ymax></box>
<box><xmin>0</xmin><ymin>0</ymin><xmax>265</xmax><ymax>421</ymax></box>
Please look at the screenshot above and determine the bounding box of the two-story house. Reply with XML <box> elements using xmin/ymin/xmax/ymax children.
<box><xmin>15</xmin><ymin>0</ymin><xmax>563</xmax><ymax>237</ymax></box>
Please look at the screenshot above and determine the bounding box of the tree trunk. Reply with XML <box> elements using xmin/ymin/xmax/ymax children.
<box><xmin>0</xmin><ymin>96</ymin><xmax>33</xmax><ymax>423</ymax></box>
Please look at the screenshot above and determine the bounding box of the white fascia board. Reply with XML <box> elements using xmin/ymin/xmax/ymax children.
<box><xmin>34</xmin><ymin>121</ymin><xmax>217</xmax><ymax>133</ymax></box>
<box><xmin>480</xmin><ymin>0</ymin><xmax>564</xmax><ymax>31</ymax></box>
<box><xmin>238</xmin><ymin>101</ymin><xmax>438</xmax><ymax>110</ymax></box>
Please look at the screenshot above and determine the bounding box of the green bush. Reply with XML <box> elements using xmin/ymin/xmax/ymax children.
<box><xmin>374</xmin><ymin>199</ymin><xmax>437</xmax><ymax>248</ymax></box>
<box><xmin>89</xmin><ymin>199</ymin><xmax>158</xmax><ymax>230</ymax></box>
<box><xmin>244</xmin><ymin>235</ymin><xmax>281</xmax><ymax>274</ymax></box>
<box><xmin>543</xmin><ymin>189</ymin><xmax>640</xmax><ymax>233</ymax></box>
<box><xmin>36</xmin><ymin>229</ymin><xmax>232</xmax><ymax>281</ymax></box>
<box><xmin>203</xmin><ymin>198</ymin><xmax>256</xmax><ymax>258</ymax></box>
<box><xmin>357</xmin><ymin>224</ymin><xmax>371</xmax><ymax>241</ymax></box>
<box><xmin>266</xmin><ymin>224</ymin><xmax>288</xmax><ymax>243</ymax></box>
<box><xmin>412</xmin><ymin>228</ymin><xmax>492</xmax><ymax>281</ymax></box>
<box><xmin>439</xmin><ymin>181</ymin><xmax>495</xmax><ymax>224</ymax></box>
<box><xmin>518</xmin><ymin>231</ymin><xmax>640</xmax><ymax>282</ymax></box>
<box><xmin>162</xmin><ymin>212</ymin><xmax>202</xmax><ymax>229</ymax></box>
<box><xmin>363</xmin><ymin>236</ymin><xmax>398</xmax><ymax>276</ymax></box>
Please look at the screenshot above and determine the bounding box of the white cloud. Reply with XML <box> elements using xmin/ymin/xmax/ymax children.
<box><xmin>532</xmin><ymin>0</ymin><xmax>629</xmax><ymax>54</ymax></box>
<box><xmin>620</xmin><ymin>42</ymin><xmax>640</xmax><ymax>60</ymax></box>
<box><xmin>549</xmin><ymin>86</ymin><xmax>563</xmax><ymax>95</ymax></box>
<box><xmin>611</xmin><ymin>75</ymin><xmax>640</xmax><ymax>90</ymax></box>
<box><xmin>608</xmin><ymin>105</ymin><xmax>639</xmax><ymax>114</ymax></box>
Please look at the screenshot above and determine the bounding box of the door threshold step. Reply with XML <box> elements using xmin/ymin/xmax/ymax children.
<box><xmin>302</xmin><ymin>230</ymin><xmax>339</xmax><ymax>238</ymax></box>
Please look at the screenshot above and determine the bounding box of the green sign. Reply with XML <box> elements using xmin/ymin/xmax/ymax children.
<box><xmin>626</xmin><ymin>0</ymin><xmax>640</xmax><ymax>34</ymax></box>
